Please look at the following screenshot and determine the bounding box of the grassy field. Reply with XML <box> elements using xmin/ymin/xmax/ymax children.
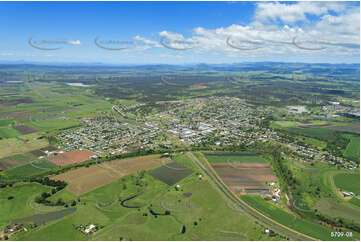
<box><xmin>333</xmin><ymin>173</ymin><xmax>360</xmax><ymax>195</ymax></box>
<box><xmin>349</xmin><ymin>197</ymin><xmax>360</xmax><ymax>208</ymax></box>
<box><xmin>12</xmin><ymin>154</ymin><xmax>283</xmax><ymax>241</ymax></box>
<box><xmin>241</xmin><ymin>195</ymin><xmax>358</xmax><ymax>241</ymax></box>
<box><xmin>203</xmin><ymin>152</ymin><xmax>267</xmax><ymax>163</ymax></box>
<box><xmin>0</xmin><ymin>133</ymin><xmax>49</xmax><ymax>159</ymax></box>
<box><xmin>0</xmin><ymin>118</ymin><xmax>15</xmax><ymax>126</ymax></box>
<box><xmin>270</xmin><ymin>120</ymin><xmax>329</xmax><ymax>129</ymax></box>
<box><xmin>1</xmin><ymin>159</ymin><xmax>57</xmax><ymax>180</ymax></box>
<box><xmin>0</xmin><ymin>153</ymin><xmax>37</xmax><ymax>170</ymax></box>
<box><xmin>0</xmin><ymin>182</ymin><xmax>52</xmax><ymax>224</ymax></box>
<box><xmin>287</xmin><ymin>127</ymin><xmax>337</xmax><ymax>140</ymax></box>
<box><xmin>343</xmin><ymin>134</ymin><xmax>360</xmax><ymax>162</ymax></box>
<box><xmin>0</xmin><ymin>126</ymin><xmax>21</xmax><ymax>138</ymax></box>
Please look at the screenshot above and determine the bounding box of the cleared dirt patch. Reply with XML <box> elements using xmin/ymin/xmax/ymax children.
<box><xmin>48</xmin><ymin>149</ymin><xmax>96</xmax><ymax>166</ymax></box>
<box><xmin>52</xmin><ymin>155</ymin><xmax>164</xmax><ymax>195</ymax></box>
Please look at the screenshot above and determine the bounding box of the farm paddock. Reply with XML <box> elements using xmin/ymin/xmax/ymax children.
<box><xmin>211</xmin><ymin>163</ymin><xmax>277</xmax><ymax>193</ymax></box>
<box><xmin>48</xmin><ymin>149</ymin><xmax>96</xmax><ymax>166</ymax></box>
<box><xmin>202</xmin><ymin>152</ymin><xmax>277</xmax><ymax>194</ymax></box>
<box><xmin>150</xmin><ymin>161</ymin><xmax>193</xmax><ymax>186</ymax></box>
<box><xmin>51</xmin><ymin>154</ymin><xmax>166</xmax><ymax>195</ymax></box>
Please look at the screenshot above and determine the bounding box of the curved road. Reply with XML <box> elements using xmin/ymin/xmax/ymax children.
<box><xmin>186</xmin><ymin>152</ymin><xmax>315</xmax><ymax>241</ymax></box>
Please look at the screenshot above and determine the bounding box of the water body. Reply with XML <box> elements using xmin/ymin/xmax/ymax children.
<box><xmin>120</xmin><ymin>192</ymin><xmax>143</xmax><ymax>209</ymax></box>
<box><xmin>147</xmin><ymin>207</ymin><xmax>169</xmax><ymax>216</ymax></box>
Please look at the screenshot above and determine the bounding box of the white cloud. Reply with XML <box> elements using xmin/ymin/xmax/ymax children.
<box><xmin>136</xmin><ymin>2</ymin><xmax>359</xmax><ymax>61</ymax></box>
<box><xmin>66</xmin><ymin>40</ymin><xmax>81</xmax><ymax>45</ymax></box>
<box><xmin>254</xmin><ymin>2</ymin><xmax>347</xmax><ymax>24</ymax></box>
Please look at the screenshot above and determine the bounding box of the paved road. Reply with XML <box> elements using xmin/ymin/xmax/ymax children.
<box><xmin>186</xmin><ymin>152</ymin><xmax>315</xmax><ymax>241</ymax></box>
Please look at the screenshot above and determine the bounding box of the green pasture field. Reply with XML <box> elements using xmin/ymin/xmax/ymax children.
<box><xmin>0</xmin><ymin>133</ymin><xmax>48</xmax><ymax>159</ymax></box>
<box><xmin>287</xmin><ymin>127</ymin><xmax>337</xmax><ymax>140</ymax></box>
<box><xmin>1</xmin><ymin>159</ymin><xmax>57</xmax><ymax>180</ymax></box>
<box><xmin>0</xmin><ymin>126</ymin><xmax>21</xmax><ymax>138</ymax></box>
<box><xmin>241</xmin><ymin>195</ymin><xmax>358</xmax><ymax>241</ymax></box>
<box><xmin>328</xmin><ymin>123</ymin><xmax>360</xmax><ymax>134</ymax></box>
<box><xmin>0</xmin><ymin>118</ymin><xmax>14</xmax><ymax>126</ymax></box>
<box><xmin>295</xmin><ymin>136</ymin><xmax>327</xmax><ymax>149</ymax></box>
<box><xmin>12</xmin><ymin>154</ymin><xmax>282</xmax><ymax>241</ymax></box>
<box><xmin>0</xmin><ymin>182</ymin><xmax>52</xmax><ymax>224</ymax></box>
<box><xmin>0</xmin><ymin>153</ymin><xmax>37</xmax><ymax>170</ymax></box>
<box><xmin>24</xmin><ymin>118</ymin><xmax>82</xmax><ymax>132</ymax></box>
<box><xmin>349</xmin><ymin>198</ymin><xmax>360</xmax><ymax>208</ymax></box>
<box><xmin>270</xmin><ymin>120</ymin><xmax>329</xmax><ymax>129</ymax></box>
<box><xmin>334</xmin><ymin>173</ymin><xmax>360</xmax><ymax>195</ymax></box>
<box><xmin>203</xmin><ymin>152</ymin><xmax>267</xmax><ymax>163</ymax></box>
<box><xmin>343</xmin><ymin>134</ymin><xmax>360</xmax><ymax>162</ymax></box>
<box><xmin>314</xmin><ymin>198</ymin><xmax>359</xmax><ymax>224</ymax></box>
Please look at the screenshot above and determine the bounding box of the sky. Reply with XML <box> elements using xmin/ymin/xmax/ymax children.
<box><xmin>0</xmin><ymin>1</ymin><xmax>359</xmax><ymax>64</ymax></box>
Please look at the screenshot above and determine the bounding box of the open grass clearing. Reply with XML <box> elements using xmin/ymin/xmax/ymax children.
<box><xmin>0</xmin><ymin>126</ymin><xmax>21</xmax><ymax>138</ymax></box>
<box><xmin>342</xmin><ymin>134</ymin><xmax>360</xmax><ymax>162</ymax></box>
<box><xmin>0</xmin><ymin>133</ymin><xmax>49</xmax><ymax>159</ymax></box>
<box><xmin>334</xmin><ymin>172</ymin><xmax>360</xmax><ymax>195</ymax></box>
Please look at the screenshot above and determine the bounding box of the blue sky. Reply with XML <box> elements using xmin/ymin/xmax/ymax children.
<box><xmin>0</xmin><ymin>1</ymin><xmax>359</xmax><ymax>64</ymax></box>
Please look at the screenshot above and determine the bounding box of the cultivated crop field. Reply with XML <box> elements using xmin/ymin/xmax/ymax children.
<box><xmin>2</xmin><ymin>159</ymin><xmax>57</xmax><ymax>180</ymax></box>
<box><xmin>150</xmin><ymin>161</ymin><xmax>193</xmax><ymax>186</ymax></box>
<box><xmin>52</xmin><ymin>154</ymin><xmax>166</xmax><ymax>195</ymax></box>
<box><xmin>0</xmin><ymin>153</ymin><xmax>37</xmax><ymax>170</ymax></box>
<box><xmin>203</xmin><ymin>152</ymin><xmax>267</xmax><ymax>163</ymax></box>
<box><xmin>203</xmin><ymin>152</ymin><xmax>276</xmax><ymax>193</ymax></box>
